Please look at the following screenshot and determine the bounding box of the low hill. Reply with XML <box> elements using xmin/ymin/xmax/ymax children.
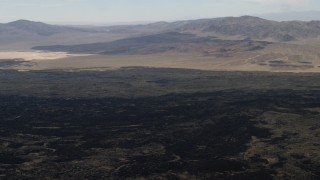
<box><xmin>0</xmin><ymin>20</ymin><xmax>131</xmax><ymax>50</ymax></box>
<box><xmin>0</xmin><ymin>20</ymin><xmax>90</xmax><ymax>36</ymax></box>
<box><xmin>33</xmin><ymin>32</ymin><xmax>270</xmax><ymax>55</ymax></box>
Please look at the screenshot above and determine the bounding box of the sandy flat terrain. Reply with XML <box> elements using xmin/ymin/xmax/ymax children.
<box><xmin>1</xmin><ymin>42</ymin><xmax>320</xmax><ymax>73</ymax></box>
<box><xmin>7</xmin><ymin>53</ymin><xmax>318</xmax><ymax>73</ymax></box>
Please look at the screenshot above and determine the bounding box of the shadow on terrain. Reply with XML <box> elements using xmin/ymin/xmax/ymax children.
<box><xmin>0</xmin><ymin>89</ymin><xmax>320</xmax><ymax>179</ymax></box>
<box><xmin>0</xmin><ymin>68</ymin><xmax>320</xmax><ymax>179</ymax></box>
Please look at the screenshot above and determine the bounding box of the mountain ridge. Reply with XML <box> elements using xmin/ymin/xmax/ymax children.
<box><xmin>2</xmin><ymin>16</ymin><xmax>320</xmax><ymax>41</ymax></box>
<box><xmin>2</xmin><ymin>16</ymin><xmax>320</xmax><ymax>51</ymax></box>
<box><xmin>102</xmin><ymin>16</ymin><xmax>320</xmax><ymax>41</ymax></box>
<box><xmin>257</xmin><ymin>11</ymin><xmax>320</xmax><ymax>22</ymax></box>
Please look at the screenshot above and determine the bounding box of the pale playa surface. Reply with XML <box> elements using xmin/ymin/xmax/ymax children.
<box><xmin>0</xmin><ymin>51</ymin><xmax>92</xmax><ymax>61</ymax></box>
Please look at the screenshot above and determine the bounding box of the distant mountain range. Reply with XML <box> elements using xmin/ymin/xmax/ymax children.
<box><xmin>134</xmin><ymin>16</ymin><xmax>320</xmax><ymax>41</ymax></box>
<box><xmin>1</xmin><ymin>16</ymin><xmax>320</xmax><ymax>51</ymax></box>
<box><xmin>257</xmin><ymin>11</ymin><xmax>320</xmax><ymax>22</ymax></box>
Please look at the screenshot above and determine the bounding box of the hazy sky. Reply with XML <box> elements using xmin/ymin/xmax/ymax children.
<box><xmin>0</xmin><ymin>0</ymin><xmax>320</xmax><ymax>24</ymax></box>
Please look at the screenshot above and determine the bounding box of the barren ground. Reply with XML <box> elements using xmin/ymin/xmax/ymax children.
<box><xmin>1</xmin><ymin>40</ymin><xmax>320</xmax><ymax>73</ymax></box>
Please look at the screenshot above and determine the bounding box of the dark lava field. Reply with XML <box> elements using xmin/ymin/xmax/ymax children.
<box><xmin>0</xmin><ymin>68</ymin><xmax>320</xmax><ymax>179</ymax></box>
